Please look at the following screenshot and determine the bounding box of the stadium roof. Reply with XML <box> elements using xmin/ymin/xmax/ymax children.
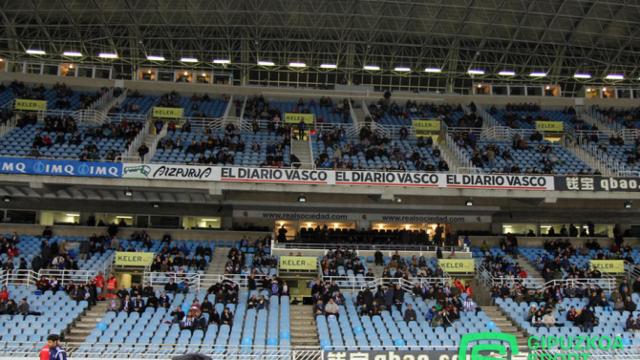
<box><xmin>2</xmin><ymin>0</ymin><xmax>640</xmax><ymax>86</ymax></box>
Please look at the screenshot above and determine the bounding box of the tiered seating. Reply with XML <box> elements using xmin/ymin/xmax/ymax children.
<box><xmin>459</xmin><ymin>140</ymin><xmax>592</xmax><ymax>174</ymax></box>
<box><xmin>317</xmin><ymin>292</ymin><xmax>497</xmax><ymax>350</ymax></box>
<box><xmin>0</xmin><ymin>121</ymin><xmax>141</xmax><ymax>160</ymax></box>
<box><xmin>496</xmin><ymin>296</ymin><xmax>640</xmax><ymax>346</ymax></box>
<box><xmin>178</xmin><ymin>97</ymin><xmax>228</xmax><ymax>118</ymax></box>
<box><xmin>581</xmin><ymin>135</ymin><xmax>640</xmax><ymax>173</ymax></box>
<box><xmin>314</xmin><ymin>137</ymin><xmax>447</xmax><ymax>171</ymax></box>
<box><xmin>110</xmin><ymin>94</ymin><xmax>158</xmax><ymax>116</ymax></box>
<box><xmin>593</xmin><ymin>106</ymin><xmax>640</xmax><ymax>129</ymax></box>
<box><xmin>489</xmin><ymin>106</ymin><xmax>595</xmax><ymax>131</ymax></box>
<box><xmin>76</xmin><ymin>290</ymin><xmax>290</xmax><ymax>357</ymax></box>
<box><xmin>152</xmin><ymin>130</ymin><xmax>290</xmax><ymax>167</ymax></box>
<box><xmin>269</xmin><ymin>99</ymin><xmax>351</xmax><ymax>124</ymax></box>
<box><xmin>0</xmin><ymin>85</ymin><xmax>15</xmax><ymax>107</ymax></box>
<box><xmin>368</xmin><ymin>101</ymin><xmax>468</xmax><ymax>127</ymax></box>
<box><xmin>122</xmin><ymin>239</ymin><xmax>215</xmax><ymax>273</ymax></box>
<box><xmin>519</xmin><ymin>247</ymin><xmax>640</xmax><ymax>276</ymax></box>
<box><xmin>0</xmin><ymin>285</ymin><xmax>87</xmax><ymax>350</ymax></box>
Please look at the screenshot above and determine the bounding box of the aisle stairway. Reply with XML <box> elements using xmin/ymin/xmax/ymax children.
<box><xmin>483</xmin><ymin>305</ymin><xmax>530</xmax><ymax>350</ymax></box>
<box><xmin>289</xmin><ymin>305</ymin><xmax>320</xmax><ymax>348</ymax></box>
<box><xmin>206</xmin><ymin>247</ymin><xmax>230</xmax><ymax>275</ymax></box>
<box><xmin>290</xmin><ymin>138</ymin><xmax>314</xmax><ymax>169</ymax></box>
<box><xmin>64</xmin><ymin>301</ymin><xmax>109</xmax><ymax>343</ymax></box>
<box><xmin>515</xmin><ymin>255</ymin><xmax>543</xmax><ymax>279</ymax></box>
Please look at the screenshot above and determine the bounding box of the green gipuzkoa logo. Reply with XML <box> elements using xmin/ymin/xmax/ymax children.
<box><xmin>459</xmin><ymin>332</ymin><xmax>624</xmax><ymax>360</ymax></box>
<box><xmin>124</xmin><ymin>165</ymin><xmax>151</xmax><ymax>177</ymax></box>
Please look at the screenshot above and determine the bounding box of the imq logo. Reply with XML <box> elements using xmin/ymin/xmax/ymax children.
<box><xmin>459</xmin><ymin>332</ymin><xmax>518</xmax><ymax>359</ymax></box>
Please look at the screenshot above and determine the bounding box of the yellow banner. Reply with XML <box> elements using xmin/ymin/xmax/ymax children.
<box><xmin>438</xmin><ymin>259</ymin><xmax>475</xmax><ymax>273</ymax></box>
<box><xmin>412</xmin><ymin>119</ymin><xmax>441</xmax><ymax>133</ymax></box>
<box><xmin>152</xmin><ymin>107</ymin><xmax>184</xmax><ymax>119</ymax></box>
<box><xmin>590</xmin><ymin>260</ymin><xmax>624</xmax><ymax>273</ymax></box>
<box><xmin>535</xmin><ymin>121</ymin><xmax>564</xmax><ymax>132</ymax></box>
<box><xmin>279</xmin><ymin>256</ymin><xmax>317</xmax><ymax>271</ymax></box>
<box><xmin>114</xmin><ymin>251</ymin><xmax>155</xmax><ymax>267</ymax></box>
<box><xmin>14</xmin><ymin>99</ymin><xmax>47</xmax><ymax>111</ymax></box>
<box><xmin>284</xmin><ymin>113</ymin><xmax>314</xmax><ymax>125</ymax></box>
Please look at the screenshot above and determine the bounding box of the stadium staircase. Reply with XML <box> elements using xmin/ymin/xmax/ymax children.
<box><xmin>515</xmin><ymin>256</ymin><xmax>543</xmax><ymax>279</ymax></box>
<box><xmin>351</xmin><ymin>103</ymin><xmax>367</xmax><ymax>129</ymax></box>
<box><xmin>482</xmin><ymin>306</ymin><xmax>529</xmax><ymax>350</ymax></box>
<box><xmin>289</xmin><ymin>305</ymin><xmax>320</xmax><ymax>348</ymax></box>
<box><xmin>290</xmin><ymin>137</ymin><xmax>314</xmax><ymax>169</ymax></box>
<box><xmin>205</xmin><ymin>247</ymin><xmax>230</xmax><ymax>275</ymax></box>
<box><xmin>64</xmin><ymin>301</ymin><xmax>110</xmax><ymax>343</ymax></box>
<box><xmin>566</xmin><ymin>143</ymin><xmax>613</xmax><ymax>176</ymax></box>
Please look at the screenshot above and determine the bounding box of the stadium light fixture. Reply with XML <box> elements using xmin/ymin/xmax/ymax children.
<box><xmin>146</xmin><ymin>55</ymin><xmax>165</xmax><ymax>61</ymax></box>
<box><xmin>3</xmin><ymin>196</ymin><xmax>10</xmax><ymax>203</ymax></box>
<box><xmin>467</xmin><ymin>69</ymin><xmax>485</xmax><ymax>75</ymax></box>
<box><xmin>98</xmin><ymin>52</ymin><xmax>118</xmax><ymax>59</ymax></box>
<box><xmin>26</xmin><ymin>49</ymin><xmax>46</xmax><ymax>55</ymax></box>
<box><xmin>529</xmin><ymin>72</ymin><xmax>547</xmax><ymax>77</ymax></box>
<box><xmin>297</xmin><ymin>194</ymin><xmax>307</xmax><ymax>203</ymax></box>
<box><xmin>62</xmin><ymin>51</ymin><xmax>82</xmax><ymax>57</ymax></box>
<box><xmin>573</xmin><ymin>73</ymin><xmax>591</xmax><ymax>79</ymax></box>
<box><xmin>394</xmin><ymin>67</ymin><xmax>411</xmax><ymax>72</ymax></box>
<box><xmin>124</xmin><ymin>189</ymin><xmax>133</xmax><ymax>197</ymax></box>
<box><xmin>152</xmin><ymin>203</ymin><xmax>160</xmax><ymax>208</ymax></box>
<box><xmin>180</xmin><ymin>57</ymin><xmax>198</xmax><ymax>63</ymax></box>
<box><xmin>213</xmin><ymin>59</ymin><xmax>231</xmax><ymax>64</ymax></box>
<box><xmin>465</xmin><ymin>199</ymin><xmax>473</xmax><ymax>207</ymax></box>
<box><xmin>320</xmin><ymin>63</ymin><xmax>338</xmax><ymax>69</ymax></box>
<box><xmin>424</xmin><ymin>67</ymin><xmax>442</xmax><ymax>73</ymax></box>
<box><xmin>498</xmin><ymin>70</ymin><xmax>516</xmax><ymax>76</ymax></box>
<box><xmin>288</xmin><ymin>62</ymin><xmax>307</xmax><ymax>68</ymax></box>
<box><xmin>363</xmin><ymin>65</ymin><xmax>381</xmax><ymax>71</ymax></box>
<box><xmin>257</xmin><ymin>60</ymin><xmax>275</xmax><ymax>66</ymax></box>
<box><xmin>625</xmin><ymin>200</ymin><xmax>632</xmax><ymax>209</ymax></box>
<box><xmin>605</xmin><ymin>74</ymin><xmax>624</xmax><ymax>80</ymax></box>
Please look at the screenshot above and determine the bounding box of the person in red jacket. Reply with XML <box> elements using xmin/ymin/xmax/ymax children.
<box><xmin>106</xmin><ymin>274</ymin><xmax>117</xmax><ymax>299</ymax></box>
<box><xmin>0</xmin><ymin>286</ymin><xmax>8</xmax><ymax>302</ymax></box>
<box><xmin>39</xmin><ymin>334</ymin><xmax>57</xmax><ymax>360</ymax></box>
<box><xmin>94</xmin><ymin>272</ymin><xmax>105</xmax><ymax>300</ymax></box>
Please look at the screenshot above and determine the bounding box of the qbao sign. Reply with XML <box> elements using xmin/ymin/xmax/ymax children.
<box><xmin>0</xmin><ymin>158</ymin><xmax>122</xmax><ymax>178</ymax></box>
<box><xmin>556</xmin><ymin>176</ymin><xmax>640</xmax><ymax>192</ymax></box>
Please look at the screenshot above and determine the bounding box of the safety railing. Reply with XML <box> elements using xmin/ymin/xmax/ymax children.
<box><xmin>37</xmin><ymin>269</ymin><xmax>99</xmax><ymax>286</ymax></box>
<box><xmin>443</xmin><ymin>127</ymin><xmax>474</xmax><ymax>171</ymax></box>
<box><xmin>482</xmin><ymin>272</ymin><xmax>616</xmax><ymax>294</ymax></box>
<box><xmin>143</xmin><ymin>122</ymin><xmax>168</xmax><ymax>164</ymax></box>
<box><xmin>320</xmin><ymin>276</ymin><xmax>451</xmax><ymax>293</ymax></box>
<box><xmin>273</xmin><ymin>241</ymin><xmax>469</xmax><ymax>254</ymax></box>
<box><xmin>0</xmin><ymin>116</ymin><xmax>17</xmax><ymax>138</ymax></box>
<box><xmin>590</xmin><ymin>107</ymin><xmax>624</xmax><ymax>133</ymax></box>
<box><xmin>0</xmin><ymin>269</ymin><xmax>39</xmax><ymax>286</ymax></box>
<box><xmin>143</xmin><ymin>271</ymin><xmax>269</xmax><ymax>290</ymax></box>
<box><xmin>123</xmin><ymin>116</ymin><xmax>152</xmax><ymax>162</ymax></box>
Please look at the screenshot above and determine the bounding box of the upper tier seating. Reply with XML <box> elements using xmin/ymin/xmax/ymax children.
<box><xmin>313</xmin><ymin>127</ymin><xmax>449</xmax><ymax>171</ymax></box>
<box><xmin>155</xmin><ymin>92</ymin><xmax>228</xmax><ymax>118</ymax></box>
<box><xmin>7</xmin><ymin>81</ymin><xmax>101</xmax><ymax>111</ymax></box>
<box><xmin>109</xmin><ymin>91</ymin><xmax>158</xmax><ymax>116</ymax></box>
<box><xmin>368</xmin><ymin>100</ymin><xmax>472</xmax><ymax>127</ymax></box>
<box><xmin>153</xmin><ymin>124</ymin><xmax>291</xmax><ymax>167</ymax></box>
<box><xmin>593</xmin><ymin>106</ymin><xmax>640</xmax><ymax>129</ymax></box>
<box><xmin>244</xmin><ymin>96</ymin><xmax>351</xmax><ymax>124</ymax></box>
<box><xmin>0</xmin><ymin>116</ymin><xmax>143</xmax><ymax>161</ymax></box>
<box><xmin>582</xmin><ymin>134</ymin><xmax>640</xmax><ymax>173</ymax></box>
<box><xmin>0</xmin><ymin>84</ymin><xmax>15</xmax><ymax>107</ymax></box>
<box><xmin>453</xmin><ymin>133</ymin><xmax>593</xmax><ymax>174</ymax></box>
<box><xmin>488</xmin><ymin>104</ymin><xmax>596</xmax><ymax>131</ymax></box>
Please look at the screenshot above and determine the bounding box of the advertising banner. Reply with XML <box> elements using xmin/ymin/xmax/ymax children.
<box><xmin>335</xmin><ymin>170</ymin><xmax>441</xmax><ymax>187</ymax></box>
<box><xmin>590</xmin><ymin>260</ymin><xmax>625</xmax><ymax>273</ymax></box>
<box><xmin>114</xmin><ymin>251</ymin><xmax>155</xmax><ymax>267</ymax></box>
<box><xmin>220</xmin><ymin>167</ymin><xmax>329</xmax><ymax>184</ymax></box>
<box><xmin>152</xmin><ymin>107</ymin><xmax>184</xmax><ymax>119</ymax></box>
<box><xmin>555</xmin><ymin>176</ymin><xmax>640</xmax><ymax>192</ymax></box>
<box><xmin>279</xmin><ymin>256</ymin><xmax>317</xmax><ymax>271</ymax></box>
<box><xmin>122</xmin><ymin>163</ymin><xmax>219</xmax><ymax>181</ymax></box>
<box><xmin>412</xmin><ymin>119</ymin><xmax>441</xmax><ymax>136</ymax></box>
<box><xmin>445</xmin><ymin>174</ymin><xmax>555</xmax><ymax>191</ymax></box>
<box><xmin>14</xmin><ymin>99</ymin><xmax>47</xmax><ymax>111</ymax></box>
<box><xmin>233</xmin><ymin>210</ymin><xmax>492</xmax><ymax>224</ymax></box>
<box><xmin>535</xmin><ymin>120</ymin><xmax>564</xmax><ymax>132</ymax></box>
<box><xmin>438</xmin><ymin>259</ymin><xmax>475</xmax><ymax>273</ymax></box>
<box><xmin>284</xmin><ymin>113</ymin><xmax>314</xmax><ymax>124</ymax></box>
<box><xmin>0</xmin><ymin>157</ymin><xmax>122</xmax><ymax>178</ymax></box>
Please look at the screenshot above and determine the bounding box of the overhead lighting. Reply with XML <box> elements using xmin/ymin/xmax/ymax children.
<box><xmin>3</xmin><ymin>196</ymin><xmax>11</xmax><ymax>203</ymax></box>
<box><xmin>152</xmin><ymin>203</ymin><xmax>160</xmax><ymax>208</ymax></box>
<box><xmin>573</xmin><ymin>73</ymin><xmax>591</xmax><ymax>79</ymax></box>
<box><xmin>394</xmin><ymin>197</ymin><xmax>403</xmax><ymax>203</ymax></box>
<box><xmin>65</xmin><ymin>213</ymin><xmax>80</xmax><ymax>217</ymax></box>
<box><xmin>180</xmin><ymin>57</ymin><xmax>198</xmax><ymax>63</ymax></box>
<box><xmin>124</xmin><ymin>190</ymin><xmax>133</xmax><ymax>197</ymax></box>
<box><xmin>498</xmin><ymin>70</ymin><xmax>516</xmax><ymax>76</ymax></box>
<box><xmin>62</xmin><ymin>51</ymin><xmax>82</xmax><ymax>57</ymax></box>
<box><xmin>297</xmin><ymin>194</ymin><xmax>307</xmax><ymax>203</ymax></box>
<box><xmin>465</xmin><ymin>199</ymin><xmax>473</xmax><ymax>207</ymax></box>
<box><xmin>529</xmin><ymin>72</ymin><xmax>547</xmax><ymax>77</ymax></box>
<box><xmin>320</xmin><ymin>63</ymin><xmax>338</xmax><ymax>69</ymax></box>
<box><xmin>213</xmin><ymin>59</ymin><xmax>231</xmax><ymax>64</ymax></box>
<box><xmin>605</xmin><ymin>74</ymin><xmax>624</xmax><ymax>80</ymax></box>
<box><xmin>624</xmin><ymin>200</ymin><xmax>632</xmax><ymax>209</ymax></box>
<box><xmin>257</xmin><ymin>60</ymin><xmax>275</xmax><ymax>66</ymax></box>
<box><xmin>424</xmin><ymin>67</ymin><xmax>442</xmax><ymax>73</ymax></box>
<box><xmin>289</xmin><ymin>62</ymin><xmax>307</xmax><ymax>68</ymax></box>
<box><xmin>115</xmin><ymin>216</ymin><xmax>133</xmax><ymax>219</ymax></box>
<box><xmin>394</xmin><ymin>67</ymin><xmax>411</xmax><ymax>72</ymax></box>
<box><xmin>467</xmin><ymin>69</ymin><xmax>485</xmax><ymax>75</ymax></box>
<box><xmin>146</xmin><ymin>55</ymin><xmax>165</xmax><ymax>61</ymax></box>
<box><xmin>26</xmin><ymin>49</ymin><xmax>46</xmax><ymax>55</ymax></box>
<box><xmin>363</xmin><ymin>65</ymin><xmax>380</xmax><ymax>71</ymax></box>
<box><xmin>98</xmin><ymin>52</ymin><xmax>118</xmax><ymax>59</ymax></box>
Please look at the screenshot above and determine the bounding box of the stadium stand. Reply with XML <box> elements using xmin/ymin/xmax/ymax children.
<box><xmin>244</xmin><ymin>96</ymin><xmax>351</xmax><ymax>124</ymax></box>
<box><xmin>109</xmin><ymin>90</ymin><xmax>158</xmax><ymax>116</ymax></box>
<box><xmin>593</xmin><ymin>106</ymin><xmax>640</xmax><ymax>129</ymax></box>
<box><xmin>368</xmin><ymin>100</ymin><xmax>476</xmax><ymax>127</ymax></box>
<box><xmin>487</xmin><ymin>104</ymin><xmax>597</xmax><ymax>131</ymax></box>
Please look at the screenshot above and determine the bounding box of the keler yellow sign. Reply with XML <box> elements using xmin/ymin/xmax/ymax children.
<box><xmin>438</xmin><ymin>259</ymin><xmax>475</xmax><ymax>273</ymax></box>
<box><xmin>114</xmin><ymin>251</ymin><xmax>155</xmax><ymax>267</ymax></box>
<box><xmin>590</xmin><ymin>260</ymin><xmax>624</xmax><ymax>273</ymax></box>
<box><xmin>535</xmin><ymin>121</ymin><xmax>564</xmax><ymax>132</ymax></box>
<box><xmin>15</xmin><ymin>99</ymin><xmax>47</xmax><ymax>111</ymax></box>
<box><xmin>284</xmin><ymin>113</ymin><xmax>314</xmax><ymax>125</ymax></box>
<box><xmin>152</xmin><ymin>107</ymin><xmax>184</xmax><ymax>119</ymax></box>
<box><xmin>279</xmin><ymin>256</ymin><xmax>317</xmax><ymax>271</ymax></box>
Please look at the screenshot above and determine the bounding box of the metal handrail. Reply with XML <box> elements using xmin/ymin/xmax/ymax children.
<box><xmin>274</xmin><ymin>241</ymin><xmax>469</xmax><ymax>253</ymax></box>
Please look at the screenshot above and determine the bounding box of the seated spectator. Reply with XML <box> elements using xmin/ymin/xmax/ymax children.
<box><xmin>170</xmin><ymin>307</ymin><xmax>185</xmax><ymax>324</ymax></box>
<box><xmin>403</xmin><ymin>303</ymin><xmax>417</xmax><ymax>322</ymax></box>
<box><xmin>325</xmin><ymin>298</ymin><xmax>340</xmax><ymax>318</ymax></box>
<box><xmin>313</xmin><ymin>300</ymin><xmax>324</xmax><ymax>316</ymax></box>
<box><xmin>208</xmin><ymin>310</ymin><xmax>220</xmax><ymax>325</ymax></box>
<box><xmin>221</xmin><ymin>307</ymin><xmax>233</xmax><ymax>326</ymax></box>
